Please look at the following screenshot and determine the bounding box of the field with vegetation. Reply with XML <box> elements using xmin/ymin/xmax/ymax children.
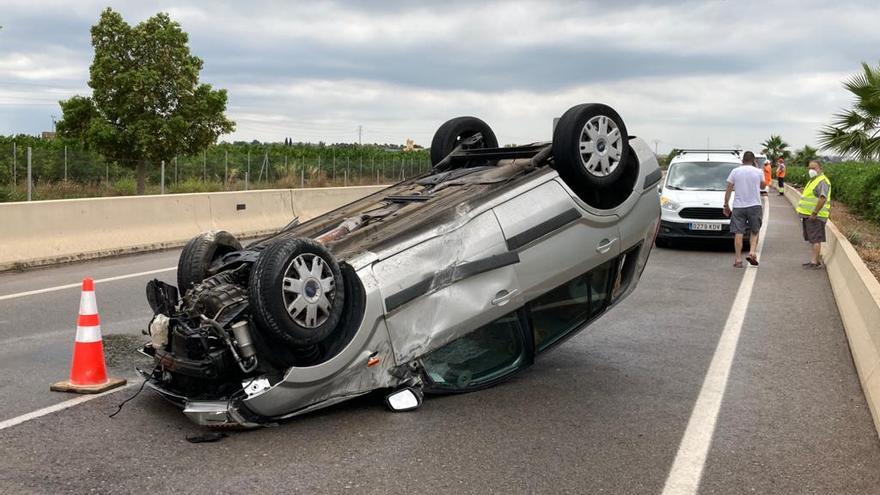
<box><xmin>0</xmin><ymin>136</ymin><xmax>430</xmax><ymax>203</ymax></box>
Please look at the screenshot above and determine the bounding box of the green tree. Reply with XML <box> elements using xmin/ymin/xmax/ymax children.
<box><xmin>760</xmin><ymin>134</ymin><xmax>790</xmax><ymax>163</ymax></box>
<box><xmin>818</xmin><ymin>62</ymin><xmax>880</xmax><ymax>161</ymax></box>
<box><xmin>56</xmin><ymin>8</ymin><xmax>234</xmax><ymax>194</ymax></box>
<box><xmin>790</xmin><ymin>145</ymin><xmax>819</xmax><ymax>167</ymax></box>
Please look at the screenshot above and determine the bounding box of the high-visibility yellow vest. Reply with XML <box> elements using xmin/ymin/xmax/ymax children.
<box><xmin>796</xmin><ymin>174</ymin><xmax>831</xmax><ymax>218</ymax></box>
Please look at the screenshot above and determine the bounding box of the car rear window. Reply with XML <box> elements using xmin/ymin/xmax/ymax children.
<box><xmin>666</xmin><ymin>161</ymin><xmax>739</xmax><ymax>191</ymax></box>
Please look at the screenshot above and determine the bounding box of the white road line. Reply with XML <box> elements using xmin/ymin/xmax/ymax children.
<box><xmin>661</xmin><ymin>197</ymin><xmax>770</xmax><ymax>495</ymax></box>
<box><xmin>0</xmin><ymin>382</ymin><xmax>137</xmax><ymax>431</ymax></box>
<box><xmin>0</xmin><ymin>267</ymin><xmax>176</xmax><ymax>302</ymax></box>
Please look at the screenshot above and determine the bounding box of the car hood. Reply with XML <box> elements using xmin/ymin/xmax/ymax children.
<box><xmin>661</xmin><ymin>189</ymin><xmax>729</xmax><ymax>206</ymax></box>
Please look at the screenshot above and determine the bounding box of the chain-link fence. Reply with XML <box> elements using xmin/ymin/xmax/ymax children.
<box><xmin>0</xmin><ymin>139</ymin><xmax>432</xmax><ymax>202</ymax></box>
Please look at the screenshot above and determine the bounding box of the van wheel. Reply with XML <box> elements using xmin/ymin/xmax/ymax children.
<box><xmin>552</xmin><ymin>104</ymin><xmax>633</xmax><ymax>196</ymax></box>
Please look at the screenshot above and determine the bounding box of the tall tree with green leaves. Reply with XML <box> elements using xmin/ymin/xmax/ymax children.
<box><xmin>818</xmin><ymin>62</ymin><xmax>880</xmax><ymax>161</ymax></box>
<box><xmin>56</xmin><ymin>8</ymin><xmax>234</xmax><ymax>194</ymax></box>
<box><xmin>760</xmin><ymin>134</ymin><xmax>790</xmax><ymax>163</ymax></box>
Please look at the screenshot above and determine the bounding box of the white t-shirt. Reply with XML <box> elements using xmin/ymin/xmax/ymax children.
<box><xmin>726</xmin><ymin>165</ymin><xmax>763</xmax><ymax>208</ymax></box>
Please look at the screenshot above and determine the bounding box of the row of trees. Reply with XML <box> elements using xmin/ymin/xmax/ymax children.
<box><xmin>759</xmin><ymin>135</ymin><xmax>820</xmax><ymax>167</ymax></box>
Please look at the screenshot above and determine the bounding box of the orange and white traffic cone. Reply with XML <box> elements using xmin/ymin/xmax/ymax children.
<box><xmin>50</xmin><ymin>278</ymin><xmax>126</xmax><ymax>394</ymax></box>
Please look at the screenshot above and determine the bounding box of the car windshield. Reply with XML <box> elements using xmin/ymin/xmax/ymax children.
<box><xmin>666</xmin><ymin>161</ymin><xmax>739</xmax><ymax>191</ymax></box>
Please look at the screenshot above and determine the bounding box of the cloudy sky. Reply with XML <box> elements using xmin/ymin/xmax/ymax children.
<box><xmin>1</xmin><ymin>0</ymin><xmax>878</xmax><ymax>152</ymax></box>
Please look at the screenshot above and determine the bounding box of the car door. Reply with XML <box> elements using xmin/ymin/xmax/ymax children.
<box><xmin>492</xmin><ymin>178</ymin><xmax>621</xmax><ymax>303</ymax></box>
<box><xmin>376</xmin><ymin>211</ymin><xmax>523</xmax><ymax>364</ymax></box>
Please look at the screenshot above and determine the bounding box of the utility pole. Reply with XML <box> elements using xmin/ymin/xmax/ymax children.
<box><xmin>652</xmin><ymin>139</ymin><xmax>659</xmax><ymax>155</ymax></box>
<box><xmin>358</xmin><ymin>125</ymin><xmax>362</xmax><ymax>146</ymax></box>
<box><xmin>26</xmin><ymin>147</ymin><xmax>32</xmax><ymax>201</ymax></box>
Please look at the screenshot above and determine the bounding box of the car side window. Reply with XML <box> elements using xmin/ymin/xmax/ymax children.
<box><xmin>530</xmin><ymin>259</ymin><xmax>615</xmax><ymax>352</ymax></box>
<box><xmin>421</xmin><ymin>312</ymin><xmax>525</xmax><ymax>391</ymax></box>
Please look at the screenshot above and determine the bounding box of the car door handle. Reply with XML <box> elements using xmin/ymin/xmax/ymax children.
<box><xmin>491</xmin><ymin>289</ymin><xmax>519</xmax><ymax>307</ymax></box>
<box><xmin>596</xmin><ymin>238</ymin><xmax>617</xmax><ymax>254</ymax></box>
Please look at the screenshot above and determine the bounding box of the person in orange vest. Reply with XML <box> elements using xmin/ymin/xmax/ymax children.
<box><xmin>762</xmin><ymin>158</ymin><xmax>772</xmax><ymax>195</ymax></box>
<box><xmin>775</xmin><ymin>157</ymin><xmax>786</xmax><ymax>195</ymax></box>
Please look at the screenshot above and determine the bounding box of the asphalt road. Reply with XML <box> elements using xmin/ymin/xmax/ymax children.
<box><xmin>1</xmin><ymin>194</ymin><xmax>878</xmax><ymax>494</ymax></box>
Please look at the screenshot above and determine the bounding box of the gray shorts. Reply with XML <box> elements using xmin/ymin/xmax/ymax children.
<box><xmin>802</xmin><ymin>217</ymin><xmax>826</xmax><ymax>243</ymax></box>
<box><xmin>730</xmin><ymin>205</ymin><xmax>763</xmax><ymax>234</ymax></box>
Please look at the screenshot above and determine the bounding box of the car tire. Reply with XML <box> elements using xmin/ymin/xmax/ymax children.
<box><xmin>430</xmin><ymin>116</ymin><xmax>499</xmax><ymax>169</ymax></box>
<box><xmin>552</xmin><ymin>103</ymin><xmax>633</xmax><ymax>197</ymax></box>
<box><xmin>177</xmin><ymin>231</ymin><xmax>242</xmax><ymax>293</ymax></box>
<box><xmin>248</xmin><ymin>237</ymin><xmax>345</xmax><ymax>348</ymax></box>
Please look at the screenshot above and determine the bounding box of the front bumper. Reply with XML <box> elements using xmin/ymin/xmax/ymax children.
<box><xmin>658</xmin><ymin>220</ymin><xmax>748</xmax><ymax>241</ymax></box>
<box><xmin>137</xmin><ymin>366</ymin><xmax>265</xmax><ymax>428</ymax></box>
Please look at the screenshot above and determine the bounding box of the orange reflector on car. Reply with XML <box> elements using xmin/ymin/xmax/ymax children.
<box><xmin>367</xmin><ymin>357</ymin><xmax>381</xmax><ymax>367</ymax></box>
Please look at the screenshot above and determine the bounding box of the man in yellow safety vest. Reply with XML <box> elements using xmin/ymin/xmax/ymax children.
<box><xmin>796</xmin><ymin>160</ymin><xmax>831</xmax><ymax>269</ymax></box>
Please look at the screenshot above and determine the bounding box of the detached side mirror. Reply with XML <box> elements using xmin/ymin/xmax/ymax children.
<box><xmin>385</xmin><ymin>387</ymin><xmax>424</xmax><ymax>412</ymax></box>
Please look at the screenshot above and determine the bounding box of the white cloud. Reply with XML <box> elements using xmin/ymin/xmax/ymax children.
<box><xmin>0</xmin><ymin>0</ymin><xmax>877</xmax><ymax>153</ymax></box>
<box><xmin>218</xmin><ymin>69</ymin><xmax>850</xmax><ymax>151</ymax></box>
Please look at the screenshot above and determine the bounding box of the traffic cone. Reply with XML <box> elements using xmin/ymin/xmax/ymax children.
<box><xmin>50</xmin><ymin>278</ymin><xmax>126</xmax><ymax>394</ymax></box>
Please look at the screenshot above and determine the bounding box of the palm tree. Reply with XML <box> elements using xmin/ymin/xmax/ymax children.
<box><xmin>761</xmin><ymin>134</ymin><xmax>790</xmax><ymax>162</ymax></box>
<box><xmin>791</xmin><ymin>145</ymin><xmax>819</xmax><ymax>167</ymax></box>
<box><xmin>818</xmin><ymin>62</ymin><xmax>880</xmax><ymax>160</ymax></box>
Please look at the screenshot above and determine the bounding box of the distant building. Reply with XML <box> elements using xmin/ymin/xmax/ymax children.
<box><xmin>41</xmin><ymin>131</ymin><xmax>56</xmax><ymax>140</ymax></box>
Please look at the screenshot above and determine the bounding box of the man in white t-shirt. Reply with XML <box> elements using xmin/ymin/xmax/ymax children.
<box><xmin>723</xmin><ymin>151</ymin><xmax>766</xmax><ymax>268</ymax></box>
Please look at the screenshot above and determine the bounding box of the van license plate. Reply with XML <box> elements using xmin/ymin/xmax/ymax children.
<box><xmin>690</xmin><ymin>223</ymin><xmax>722</xmax><ymax>231</ymax></box>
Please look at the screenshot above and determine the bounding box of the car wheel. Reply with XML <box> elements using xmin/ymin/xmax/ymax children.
<box><xmin>177</xmin><ymin>230</ymin><xmax>242</xmax><ymax>293</ymax></box>
<box><xmin>248</xmin><ymin>237</ymin><xmax>345</xmax><ymax>348</ymax></box>
<box><xmin>552</xmin><ymin>103</ymin><xmax>633</xmax><ymax>196</ymax></box>
<box><xmin>430</xmin><ymin>116</ymin><xmax>499</xmax><ymax>169</ymax></box>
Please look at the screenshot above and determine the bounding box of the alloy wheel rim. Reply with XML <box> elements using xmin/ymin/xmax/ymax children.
<box><xmin>281</xmin><ymin>253</ymin><xmax>336</xmax><ymax>328</ymax></box>
<box><xmin>578</xmin><ymin>115</ymin><xmax>623</xmax><ymax>177</ymax></box>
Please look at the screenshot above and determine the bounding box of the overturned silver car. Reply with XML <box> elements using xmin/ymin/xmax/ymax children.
<box><xmin>140</xmin><ymin>103</ymin><xmax>662</xmax><ymax>427</ymax></box>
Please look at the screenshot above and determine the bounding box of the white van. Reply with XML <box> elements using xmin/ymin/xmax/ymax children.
<box><xmin>656</xmin><ymin>149</ymin><xmax>750</xmax><ymax>247</ymax></box>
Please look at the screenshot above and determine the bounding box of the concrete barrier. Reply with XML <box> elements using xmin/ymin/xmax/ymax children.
<box><xmin>0</xmin><ymin>185</ymin><xmax>387</xmax><ymax>271</ymax></box>
<box><xmin>292</xmin><ymin>185</ymin><xmax>385</xmax><ymax>220</ymax></box>
<box><xmin>785</xmin><ymin>184</ymin><xmax>880</xmax><ymax>438</ymax></box>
